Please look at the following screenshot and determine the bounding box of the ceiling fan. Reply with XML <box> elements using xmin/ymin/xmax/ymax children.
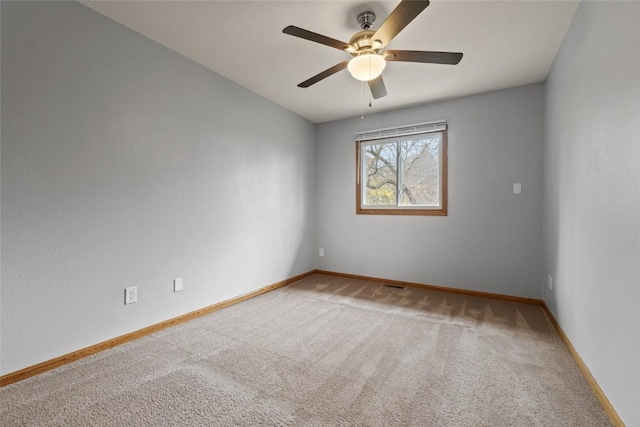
<box><xmin>283</xmin><ymin>0</ymin><xmax>463</xmax><ymax>100</ymax></box>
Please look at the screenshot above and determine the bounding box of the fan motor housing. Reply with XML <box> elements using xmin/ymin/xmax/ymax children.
<box><xmin>349</xmin><ymin>30</ymin><xmax>383</xmax><ymax>54</ymax></box>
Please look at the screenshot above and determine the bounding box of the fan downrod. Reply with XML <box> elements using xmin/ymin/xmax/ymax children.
<box><xmin>357</xmin><ymin>11</ymin><xmax>376</xmax><ymax>30</ymax></box>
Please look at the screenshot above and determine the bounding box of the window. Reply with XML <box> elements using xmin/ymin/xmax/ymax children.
<box><xmin>356</xmin><ymin>121</ymin><xmax>447</xmax><ymax>216</ymax></box>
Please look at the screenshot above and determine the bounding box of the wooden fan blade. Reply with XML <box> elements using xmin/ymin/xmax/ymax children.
<box><xmin>283</xmin><ymin>26</ymin><xmax>351</xmax><ymax>51</ymax></box>
<box><xmin>298</xmin><ymin>61</ymin><xmax>349</xmax><ymax>88</ymax></box>
<box><xmin>386</xmin><ymin>50</ymin><xmax>463</xmax><ymax>65</ymax></box>
<box><xmin>368</xmin><ymin>76</ymin><xmax>387</xmax><ymax>99</ymax></box>
<box><xmin>372</xmin><ymin>0</ymin><xmax>430</xmax><ymax>47</ymax></box>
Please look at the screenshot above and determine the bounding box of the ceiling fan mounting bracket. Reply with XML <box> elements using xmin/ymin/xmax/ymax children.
<box><xmin>357</xmin><ymin>11</ymin><xmax>376</xmax><ymax>30</ymax></box>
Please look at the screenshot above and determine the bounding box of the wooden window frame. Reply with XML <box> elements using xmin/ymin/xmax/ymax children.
<box><xmin>356</xmin><ymin>129</ymin><xmax>448</xmax><ymax>216</ymax></box>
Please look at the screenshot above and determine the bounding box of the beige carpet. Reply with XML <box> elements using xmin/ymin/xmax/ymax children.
<box><xmin>1</xmin><ymin>274</ymin><xmax>611</xmax><ymax>426</ymax></box>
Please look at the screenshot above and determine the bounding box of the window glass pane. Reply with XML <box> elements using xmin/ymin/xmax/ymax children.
<box><xmin>363</xmin><ymin>142</ymin><xmax>397</xmax><ymax>205</ymax></box>
<box><xmin>399</xmin><ymin>135</ymin><xmax>440</xmax><ymax>206</ymax></box>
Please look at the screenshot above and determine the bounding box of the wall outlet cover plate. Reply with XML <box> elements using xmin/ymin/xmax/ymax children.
<box><xmin>125</xmin><ymin>286</ymin><xmax>137</xmax><ymax>304</ymax></box>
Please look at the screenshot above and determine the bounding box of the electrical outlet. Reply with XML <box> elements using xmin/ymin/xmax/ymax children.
<box><xmin>547</xmin><ymin>274</ymin><xmax>553</xmax><ymax>290</ymax></box>
<box><xmin>513</xmin><ymin>183</ymin><xmax>522</xmax><ymax>194</ymax></box>
<box><xmin>125</xmin><ymin>286</ymin><xmax>137</xmax><ymax>304</ymax></box>
<box><xmin>174</xmin><ymin>277</ymin><xmax>183</xmax><ymax>292</ymax></box>
<box><xmin>319</xmin><ymin>248</ymin><xmax>324</xmax><ymax>257</ymax></box>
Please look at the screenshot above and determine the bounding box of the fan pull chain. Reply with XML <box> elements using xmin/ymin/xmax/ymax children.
<box><xmin>360</xmin><ymin>80</ymin><xmax>364</xmax><ymax>120</ymax></box>
<box><xmin>368</xmin><ymin>54</ymin><xmax>372</xmax><ymax>109</ymax></box>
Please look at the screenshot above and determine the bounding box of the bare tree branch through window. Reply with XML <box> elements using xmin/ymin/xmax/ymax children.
<box><xmin>356</xmin><ymin>130</ymin><xmax>447</xmax><ymax>216</ymax></box>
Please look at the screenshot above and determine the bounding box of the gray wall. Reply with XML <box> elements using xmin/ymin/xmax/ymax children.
<box><xmin>3</xmin><ymin>2</ymin><xmax>637</xmax><ymax>422</ymax></box>
<box><xmin>542</xmin><ymin>1</ymin><xmax>640</xmax><ymax>424</ymax></box>
<box><xmin>1</xmin><ymin>1</ymin><xmax>315</xmax><ymax>375</ymax></box>
<box><xmin>315</xmin><ymin>84</ymin><xmax>544</xmax><ymax>298</ymax></box>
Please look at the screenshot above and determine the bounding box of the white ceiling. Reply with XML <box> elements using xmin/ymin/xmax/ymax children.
<box><xmin>81</xmin><ymin>0</ymin><xmax>578</xmax><ymax>124</ymax></box>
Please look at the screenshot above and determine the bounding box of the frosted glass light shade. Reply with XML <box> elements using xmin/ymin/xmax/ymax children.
<box><xmin>347</xmin><ymin>53</ymin><xmax>386</xmax><ymax>81</ymax></box>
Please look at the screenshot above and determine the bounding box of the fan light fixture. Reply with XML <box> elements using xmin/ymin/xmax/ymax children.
<box><xmin>347</xmin><ymin>53</ymin><xmax>386</xmax><ymax>82</ymax></box>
